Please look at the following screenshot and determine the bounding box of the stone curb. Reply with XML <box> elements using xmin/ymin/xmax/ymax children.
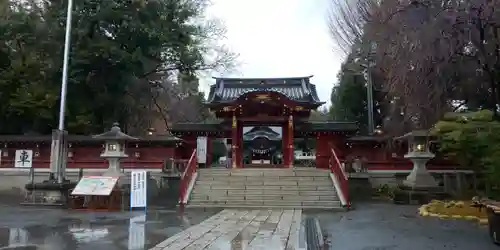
<box><xmin>418</xmin><ymin>204</ymin><xmax>489</xmax><ymax>225</ymax></box>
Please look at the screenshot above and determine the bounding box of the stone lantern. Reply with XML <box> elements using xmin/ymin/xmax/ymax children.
<box><xmin>93</xmin><ymin>123</ymin><xmax>138</xmax><ymax>185</ymax></box>
<box><xmin>397</xmin><ymin>130</ymin><xmax>438</xmax><ymax>189</ymax></box>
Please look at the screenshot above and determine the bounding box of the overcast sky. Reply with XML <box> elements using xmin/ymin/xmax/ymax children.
<box><xmin>202</xmin><ymin>0</ymin><xmax>344</xmax><ymax>107</ymax></box>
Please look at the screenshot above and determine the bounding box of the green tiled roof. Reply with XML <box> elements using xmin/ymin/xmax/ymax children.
<box><xmin>296</xmin><ymin>121</ymin><xmax>358</xmax><ymax>132</ymax></box>
<box><xmin>169</xmin><ymin>122</ymin><xmax>224</xmax><ymax>132</ymax></box>
<box><xmin>206</xmin><ymin>77</ymin><xmax>324</xmax><ymax>105</ymax></box>
<box><xmin>169</xmin><ymin>121</ymin><xmax>358</xmax><ymax>133</ymax></box>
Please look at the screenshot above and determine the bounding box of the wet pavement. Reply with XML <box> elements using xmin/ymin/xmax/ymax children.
<box><xmin>150</xmin><ymin>209</ymin><xmax>304</xmax><ymax>250</ymax></box>
<box><xmin>310</xmin><ymin>202</ymin><xmax>498</xmax><ymax>250</ymax></box>
<box><xmin>0</xmin><ymin>205</ymin><xmax>219</xmax><ymax>250</ymax></box>
<box><xmin>0</xmin><ymin>203</ymin><xmax>496</xmax><ymax>249</ymax></box>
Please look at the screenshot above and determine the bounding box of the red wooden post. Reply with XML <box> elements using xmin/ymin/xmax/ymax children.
<box><xmin>231</xmin><ymin>114</ymin><xmax>238</xmax><ymax>168</ymax></box>
<box><xmin>287</xmin><ymin>115</ymin><xmax>294</xmax><ymax>168</ymax></box>
<box><xmin>237</xmin><ymin>121</ymin><xmax>243</xmax><ymax>167</ymax></box>
<box><xmin>282</xmin><ymin>122</ymin><xmax>289</xmax><ymax>167</ymax></box>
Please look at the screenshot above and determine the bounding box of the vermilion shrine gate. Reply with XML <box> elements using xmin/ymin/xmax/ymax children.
<box><xmin>170</xmin><ymin>77</ymin><xmax>358</xmax><ymax>169</ymax></box>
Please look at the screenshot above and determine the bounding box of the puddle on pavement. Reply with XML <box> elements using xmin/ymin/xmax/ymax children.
<box><xmin>0</xmin><ymin>209</ymin><xmax>219</xmax><ymax>250</ymax></box>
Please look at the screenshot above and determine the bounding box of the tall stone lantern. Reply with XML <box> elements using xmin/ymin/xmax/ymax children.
<box><xmin>396</xmin><ymin>130</ymin><xmax>438</xmax><ymax>189</ymax></box>
<box><xmin>93</xmin><ymin>123</ymin><xmax>138</xmax><ymax>185</ymax></box>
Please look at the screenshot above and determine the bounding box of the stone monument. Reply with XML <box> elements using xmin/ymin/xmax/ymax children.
<box><xmin>23</xmin><ymin>130</ymin><xmax>75</xmax><ymax>206</ymax></box>
<box><xmin>393</xmin><ymin>130</ymin><xmax>447</xmax><ymax>204</ymax></box>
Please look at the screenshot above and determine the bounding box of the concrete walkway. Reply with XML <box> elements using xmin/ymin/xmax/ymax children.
<box><xmin>149</xmin><ymin>209</ymin><xmax>303</xmax><ymax>250</ymax></box>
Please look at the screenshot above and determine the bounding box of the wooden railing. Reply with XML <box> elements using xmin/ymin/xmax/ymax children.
<box><xmin>178</xmin><ymin>149</ymin><xmax>197</xmax><ymax>205</ymax></box>
<box><xmin>329</xmin><ymin>147</ymin><xmax>350</xmax><ymax>208</ymax></box>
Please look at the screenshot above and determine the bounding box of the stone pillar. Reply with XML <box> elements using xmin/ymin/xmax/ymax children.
<box><xmin>231</xmin><ymin>114</ymin><xmax>238</xmax><ymax>168</ymax></box>
<box><xmin>285</xmin><ymin>115</ymin><xmax>294</xmax><ymax>168</ymax></box>
<box><xmin>49</xmin><ymin>129</ymin><xmax>68</xmax><ymax>182</ymax></box>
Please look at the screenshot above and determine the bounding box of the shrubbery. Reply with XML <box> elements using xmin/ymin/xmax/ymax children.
<box><xmin>432</xmin><ymin>110</ymin><xmax>500</xmax><ymax>198</ymax></box>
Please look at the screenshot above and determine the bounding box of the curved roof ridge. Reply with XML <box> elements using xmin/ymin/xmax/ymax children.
<box><xmin>212</xmin><ymin>76</ymin><xmax>313</xmax><ymax>81</ymax></box>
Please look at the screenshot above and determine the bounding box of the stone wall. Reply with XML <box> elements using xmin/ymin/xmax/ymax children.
<box><xmin>0</xmin><ymin>168</ymin><xmax>166</xmax><ymax>196</ymax></box>
<box><xmin>365</xmin><ymin>171</ymin><xmax>475</xmax><ymax>195</ymax></box>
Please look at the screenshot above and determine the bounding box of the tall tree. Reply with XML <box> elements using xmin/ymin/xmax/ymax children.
<box><xmin>0</xmin><ymin>0</ymin><xmax>236</xmax><ymax>135</ymax></box>
<box><xmin>328</xmin><ymin>0</ymin><xmax>500</xmax><ymax>132</ymax></box>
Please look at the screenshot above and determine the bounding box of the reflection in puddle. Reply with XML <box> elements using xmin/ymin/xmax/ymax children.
<box><xmin>8</xmin><ymin>228</ymin><xmax>28</xmax><ymax>247</ymax></box>
<box><xmin>0</xmin><ymin>208</ymin><xmax>220</xmax><ymax>250</ymax></box>
<box><xmin>68</xmin><ymin>227</ymin><xmax>109</xmax><ymax>243</ymax></box>
<box><xmin>41</xmin><ymin>232</ymin><xmax>66</xmax><ymax>250</ymax></box>
<box><xmin>229</xmin><ymin>228</ymin><xmax>251</xmax><ymax>250</ymax></box>
<box><xmin>128</xmin><ymin>214</ymin><xmax>146</xmax><ymax>250</ymax></box>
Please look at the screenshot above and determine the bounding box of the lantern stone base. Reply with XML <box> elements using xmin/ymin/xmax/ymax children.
<box><xmin>392</xmin><ymin>152</ymin><xmax>447</xmax><ymax>205</ymax></box>
<box><xmin>403</xmin><ymin>152</ymin><xmax>438</xmax><ymax>189</ymax></box>
<box><xmin>23</xmin><ymin>180</ymin><xmax>76</xmax><ymax>206</ymax></box>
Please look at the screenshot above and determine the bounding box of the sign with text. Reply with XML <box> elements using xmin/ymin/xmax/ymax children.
<box><xmin>196</xmin><ymin>136</ymin><xmax>207</xmax><ymax>164</ymax></box>
<box><xmin>14</xmin><ymin>150</ymin><xmax>32</xmax><ymax>168</ymax></box>
<box><xmin>130</xmin><ymin>170</ymin><xmax>147</xmax><ymax>209</ymax></box>
<box><xmin>71</xmin><ymin>176</ymin><xmax>118</xmax><ymax>196</ymax></box>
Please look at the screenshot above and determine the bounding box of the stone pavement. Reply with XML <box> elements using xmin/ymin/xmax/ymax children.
<box><xmin>313</xmin><ymin>202</ymin><xmax>498</xmax><ymax>250</ymax></box>
<box><xmin>150</xmin><ymin>209</ymin><xmax>304</xmax><ymax>250</ymax></box>
<box><xmin>0</xmin><ymin>202</ymin><xmax>497</xmax><ymax>250</ymax></box>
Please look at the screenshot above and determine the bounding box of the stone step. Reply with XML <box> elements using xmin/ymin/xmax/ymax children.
<box><xmin>185</xmin><ymin>203</ymin><xmax>345</xmax><ymax>210</ymax></box>
<box><xmin>195</xmin><ymin>180</ymin><xmax>333</xmax><ymax>186</ymax></box>
<box><xmin>187</xmin><ymin>168</ymin><xmax>340</xmax><ymax>209</ymax></box>
<box><xmin>199</xmin><ymin>167</ymin><xmax>318</xmax><ymax>171</ymax></box>
<box><xmin>198</xmin><ymin>186</ymin><xmax>335</xmax><ymax>192</ymax></box>
<box><xmin>198</xmin><ymin>169</ymin><xmax>330</xmax><ymax>177</ymax></box>
<box><xmin>190</xmin><ymin>194</ymin><xmax>338</xmax><ymax>201</ymax></box>
<box><xmin>198</xmin><ymin>172</ymin><xmax>329</xmax><ymax>178</ymax></box>
<box><xmin>187</xmin><ymin>200</ymin><xmax>342</xmax><ymax>208</ymax></box>
<box><xmin>196</xmin><ymin>177</ymin><xmax>333</xmax><ymax>186</ymax></box>
<box><xmin>195</xmin><ymin>186</ymin><xmax>336</xmax><ymax>192</ymax></box>
<box><xmin>192</xmin><ymin>189</ymin><xmax>336</xmax><ymax>196</ymax></box>
<box><xmin>196</xmin><ymin>176</ymin><xmax>330</xmax><ymax>182</ymax></box>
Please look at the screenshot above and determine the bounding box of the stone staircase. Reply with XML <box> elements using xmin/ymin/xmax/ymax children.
<box><xmin>187</xmin><ymin>168</ymin><xmax>342</xmax><ymax>209</ymax></box>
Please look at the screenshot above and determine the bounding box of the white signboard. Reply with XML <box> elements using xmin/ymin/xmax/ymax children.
<box><xmin>71</xmin><ymin>176</ymin><xmax>118</xmax><ymax>196</ymax></box>
<box><xmin>196</xmin><ymin>136</ymin><xmax>207</xmax><ymax>164</ymax></box>
<box><xmin>14</xmin><ymin>149</ymin><xmax>33</xmax><ymax>168</ymax></box>
<box><xmin>130</xmin><ymin>170</ymin><xmax>147</xmax><ymax>209</ymax></box>
<box><xmin>128</xmin><ymin>214</ymin><xmax>146</xmax><ymax>250</ymax></box>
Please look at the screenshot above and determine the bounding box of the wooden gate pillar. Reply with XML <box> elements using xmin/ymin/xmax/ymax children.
<box><xmin>286</xmin><ymin>115</ymin><xmax>294</xmax><ymax>168</ymax></box>
<box><xmin>231</xmin><ymin>114</ymin><xmax>239</xmax><ymax>168</ymax></box>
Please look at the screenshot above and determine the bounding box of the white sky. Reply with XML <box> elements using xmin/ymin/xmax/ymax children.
<box><xmin>202</xmin><ymin>0</ymin><xmax>344</xmax><ymax>107</ymax></box>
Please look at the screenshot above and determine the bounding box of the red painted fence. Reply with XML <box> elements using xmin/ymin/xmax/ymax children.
<box><xmin>178</xmin><ymin>149</ymin><xmax>197</xmax><ymax>205</ymax></box>
<box><xmin>330</xmin><ymin>147</ymin><xmax>350</xmax><ymax>208</ymax></box>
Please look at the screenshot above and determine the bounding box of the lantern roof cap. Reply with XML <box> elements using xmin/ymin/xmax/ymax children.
<box><xmin>92</xmin><ymin>122</ymin><xmax>139</xmax><ymax>141</ymax></box>
<box><xmin>394</xmin><ymin>130</ymin><xmax>434</xmax><ymax>141</ymax></box>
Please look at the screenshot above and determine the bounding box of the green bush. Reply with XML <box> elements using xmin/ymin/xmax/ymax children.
<box><xmin>432</xmin><ymin>110</ymin><xmax>500</xmax><ymax>198</ymax></box>
<box><xmin>375</xmin><ymin>184</ymin><xmax>396</xmax><ymax>199</ymax></box>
